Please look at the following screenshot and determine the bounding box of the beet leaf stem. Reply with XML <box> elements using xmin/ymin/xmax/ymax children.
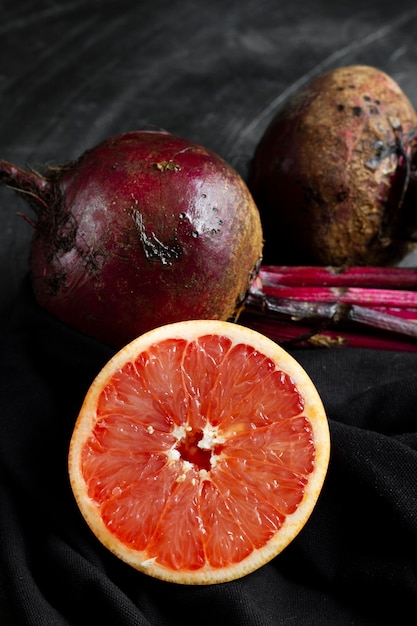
<box><xmin>244</xmin><ymin>264</ymin><xmax>417</xmax><ymax>349</ymax></box>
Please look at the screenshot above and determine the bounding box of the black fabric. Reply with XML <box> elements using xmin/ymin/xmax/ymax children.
<box><xmin>1</xmin><ymin>278</ymin><xmax>416</xmax><ymax>625</ymax></box>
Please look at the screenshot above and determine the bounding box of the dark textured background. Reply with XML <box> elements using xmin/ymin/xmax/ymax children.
<box><xmin>1</xmin><ymin>2</ymin><xmax>417</xmax><ymax>624</ymax></box>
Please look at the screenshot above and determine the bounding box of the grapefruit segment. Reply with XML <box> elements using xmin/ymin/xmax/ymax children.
<box><xmin>69</xmin><ymin>320</ymin><xmax>330</xmax><ymax>584</ymax></box>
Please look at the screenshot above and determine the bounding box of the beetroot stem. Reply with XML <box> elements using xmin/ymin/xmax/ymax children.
<box><xmin>370</xmin><ymin>307</ymin><xmax>417</xmax><ymax>320</ymax></box>
<box><xmin>347</xmin><ymin>304</ymin><xmax>417</xmax><ymax>338</ymax></box>
<box><xmin>246</xmin><ymin>264</ymin><xmax>417</xmax><ymax>346</ymax></box>
<box><xmin>245</xmin><ymin>291</ymin><xmax>417</xmax><ymax>337</ymax></box>
<box><xmin>242</xmin><ymin>314</ymin><xmax>417</xmax><ymax>352</ymax></box>
<box><xmin>259</xmin><ymin>265</ymin><xmax>417</xmax><ymax>288</ymax></box>
<box><xmin>0</xmin><ymin>160</ymin><xmax>51</xmax><ymax>212</ymax></box>
<box><xmin>261</xmin><ymin>285</ymin><xmax>417</xmax><ymax>308</ymax></box>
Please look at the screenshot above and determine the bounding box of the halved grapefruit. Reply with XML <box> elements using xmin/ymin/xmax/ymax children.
<box><xmin>68</xmin><ymin>320</ymin><xmax>330</xmax><ymax>585</ymax></box>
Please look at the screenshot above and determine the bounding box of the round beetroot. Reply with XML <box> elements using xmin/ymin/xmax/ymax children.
<box><xmin>0</xmin><ymin>131</ymin><xmax>263</xmax><ymax>347</ymax></box>
<box><xmin>248</xmin><ymin>65</ymin><xmax>417</xmax><ymax>266</ymax></box>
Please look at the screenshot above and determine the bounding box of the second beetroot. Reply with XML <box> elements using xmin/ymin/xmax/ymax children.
<box><xmin>248</xmin><ymin>65</ymin><xmax>417</xmax><ymax>267</ymax></box>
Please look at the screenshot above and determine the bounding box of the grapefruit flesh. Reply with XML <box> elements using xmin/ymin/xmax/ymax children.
<box><xmin>68</xmin><ymin>320</ymin><xmax>330</xmax><ymax>584</ymax></box>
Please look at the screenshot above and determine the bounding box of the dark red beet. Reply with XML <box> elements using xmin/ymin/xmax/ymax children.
<box><xmin>248</xmin><ymin>65</ymin><xmax>417</xmax><ymax>266</ymax></box>
<box><xmin>0</xmin><ymin>130</ymin><xmax>263</xmax><ymax>347</ymax></box>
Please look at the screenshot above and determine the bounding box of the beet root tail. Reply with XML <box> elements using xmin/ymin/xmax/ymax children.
<box><xmin>0</xmin><ymin>160</ymin><xmax>52</xmax><ymax>213</ymax></box>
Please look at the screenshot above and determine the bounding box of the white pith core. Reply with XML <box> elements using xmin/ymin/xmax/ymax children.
<box><xmin>167</xmin><ymin>422</ymin><xmax>226</xmax><ymax>476</ymax></box>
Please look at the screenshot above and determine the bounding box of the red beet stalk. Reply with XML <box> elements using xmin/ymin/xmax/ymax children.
<box><xmin>259</xmin><ymin>265</ymin><xmax>417</xmax><ymax>289</ymax></box>
<box><xmin>260</xmin><ymin>285</ymin><xmax>417</xmax><ymax>308</ymax></box>
<box><xmin>242</xmin><ymin>313</ymin><xmax>417</xmax><ymax>352</ymax></box>
<box><xmin>244</xmin><ymin>265</ymin><xmax>417</xmax><ymax>350</ymax></box>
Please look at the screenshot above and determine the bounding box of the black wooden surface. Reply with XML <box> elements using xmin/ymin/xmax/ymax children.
<box><xmin>2</xmin><ymin>1</ymin><xmax>417</xmax><ymax>623</ymax></box>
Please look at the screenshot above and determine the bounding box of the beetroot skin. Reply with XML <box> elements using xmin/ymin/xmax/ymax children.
<box><xmin>0</xmin><ymin>131</ymin><xmax>263</xmax><ymax>347</ymax></box>
<box><xmin>249</xmin><ymin>65</ymin><xmax>417</xmax><ymax>266</ymax></box>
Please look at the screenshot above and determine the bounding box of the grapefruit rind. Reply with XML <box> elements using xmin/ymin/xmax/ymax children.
<box><xmin>68</xmin><ymin>320</ymin><xmax>330</xmax><ymax>585</ymax></box>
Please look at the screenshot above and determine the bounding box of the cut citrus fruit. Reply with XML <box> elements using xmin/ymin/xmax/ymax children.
<box><xmin>68</xmin><ymin>320</ymin><xmax>330</xmax><ymax>585</ymax></box>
